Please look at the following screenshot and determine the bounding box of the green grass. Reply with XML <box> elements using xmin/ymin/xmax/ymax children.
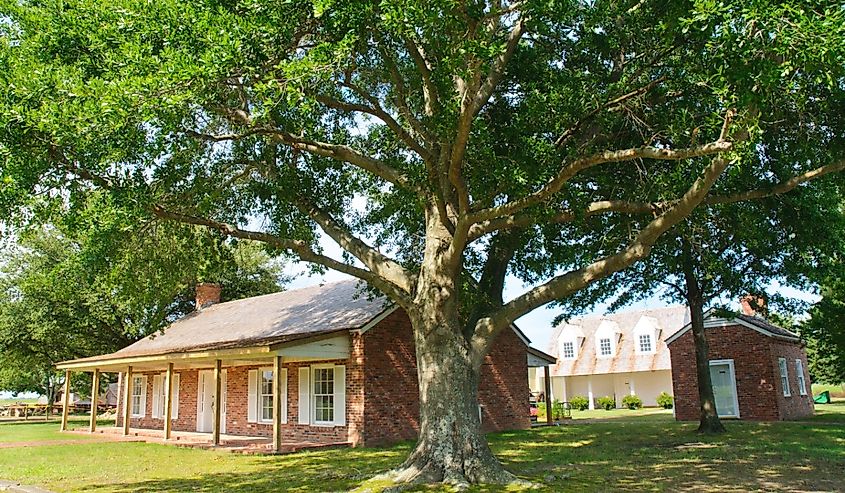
<box><xmin>567</xmin><ymin>407</ymin><xmax>674</xmax><ymax>421</ymax></box>
<box><xmin>811</xmin><ymin>383</ymin><xmax>845</xmax><ymax>398</ymax></box>
<box><xmin>0</xmin><ymin>406</ymin><xmax>843</xmax><ymax>492</ymax></box>
<box><xmin>0</xmin><ymin>398</ymin><xmax>39</xmax><ymax>405</ymax></box>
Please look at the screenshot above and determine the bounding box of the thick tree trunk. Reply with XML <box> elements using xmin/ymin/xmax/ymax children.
<box><xmin>384</xmin><ymin>209</ymin><xmax>516</xmax><ymax>487</ymax></box>
<box><xmin>682</xmin><ymin>241</ymin><xmax>726</xmax><ymax>434</ymax></box>
<box><xmin>391</xmin><ymin>317</ymin><xmax>513</xmax><ymax>485</ymax></box>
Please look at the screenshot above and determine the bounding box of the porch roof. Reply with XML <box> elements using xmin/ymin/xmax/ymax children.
<box><xmin>58</xmin><ymin>280</ymin><xmax>387</xmax><ymax>370</ymax></box>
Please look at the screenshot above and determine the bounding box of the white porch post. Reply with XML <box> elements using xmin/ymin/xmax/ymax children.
<box><xmin>89</xmin><ymin>369</ymin><xmax>100</xmax><ymax>433</ymax></box>
<box><xmin>587</xmin><ymin>379</ymin><xmax>595</xmax><ymax>410</ymax></box>
<box><xmin>115</xmin><ymin>371</ymin><xmax>123</xmax><ymax>428</ymax></box>
<box><xmin>273</xmin><ymin>355</ymin><xmax>283</xmax><ymax>452</ymax></box>
<box><xmin>212</xmin><ymin>359</ymin><xmax>222</xmax><ymax>446</ymax></box>
<box><xmin>561</xmin><ymin>376</ymin><xmax>568</xmax><ymax>402</ymax></box>
<box><xmin>164</xmin><ymin>362</ymin><xmax>174</xmax><ymax>440</ymax></box>
<box><xmin>629</xmin><ymin>376</ymin><xmax>636</xmax><ymax>396</ymax></box>
<box><xmin>123</xmin><ymin>366</ymin><xmax>132</xmax><ymax>436</ymax></box>
<box><xmin>60</xmin><ymin>369</ymin><xmax>72</xmax><ymax>432</ymax></box>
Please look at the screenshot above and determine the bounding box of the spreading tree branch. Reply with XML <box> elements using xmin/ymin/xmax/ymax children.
<box><xmin>150</xmin><ymin>205</ymin><xmax>413</xmax><ymax>305</ymax></box>
<box><xmin>294</xmin><ymin>198</ymin><xmax>416</xmax><ymax>294</ymax></box>
<box><xmin>469</xmin><ymin>140</ymin><xmax>734</xmax><ymax>225</ymax></box>
<box><xmin>470</xmin><ymin>152</ymin><xmax>734</xmax><ymax>360</ymax></box>
<box><xmin>186</xmin><ymin>127</ymin><xmax>421</xmax><ymax>195</ymax></box>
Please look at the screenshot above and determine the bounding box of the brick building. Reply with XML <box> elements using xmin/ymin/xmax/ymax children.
<box><xmin>666</xmin><ymin>305</ymin><xmax>814</xmax><ymax>421</ymax></box>
<box><xmin>57</xmin><ymin>280</ymin><xmax>554</xmax><ymax>450</ymax></box>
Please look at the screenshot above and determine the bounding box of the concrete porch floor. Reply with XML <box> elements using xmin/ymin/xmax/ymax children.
<box><xmin>69</xmin><ymin>427</ymin><xmax>350</xmax><ymax>455</ymax></box>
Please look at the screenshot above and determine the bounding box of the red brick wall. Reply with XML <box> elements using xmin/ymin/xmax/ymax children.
<box><xmin>224</xmin><ymin>362</ymin><xmax>350</xmax><ymax>443</ymax></box>
<box><xmin>359</xmin><ymin>309</ymin><xmax>530</xmax><ymax>446</ymax></box>
<box><xmin>116</xmin><ymin>310</ymin><xmax>532</xmax><ymax>447</ymax></box>
<box><xmin>117</xmin><ymin>364</ymin><xmax>351</xmax><ymax>444</ymax></box>
<box><xmin>769</xmin><ymin>340</ymin><xmax>815</xmax><ymax>420</ymax></box>
<box><xmin>668</xmin><ymin>324</ymin><xmax>813</xmax><ymax>421</ymax></box>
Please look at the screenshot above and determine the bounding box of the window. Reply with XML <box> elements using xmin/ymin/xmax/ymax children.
<box><xmin>795</xmin><ymin>359</ymin><xmax>807</xmax><ymax>396</ymax></box>
<box><xmin>130</xmin><ymin>375</ymin><xmax>146</xmax><ymax>417</ymax></box>
<box><xmin>313</xmin><ymin>367</ymin><xmax>335</xmax><ymax>424</ymax></box>
<box><xmin>599</xmin><ymin>338</ymin><xmax>612</xmax><ymax>357</ymax></box>
<box><xmin>561</xmin><ymin>341</ymin><xmax>575</xmax><ymax>359</ymax></box>
<box><xmin>778</xmin><ymin>358</ymin><xmax>791</xmax><ymax>397</ymax></box>
<box><xmin>638</xmin><ymin>334</ymin><xmax>653</xmax><ymax>353</ymax></box>
<box><xmin>260</xmin><ymin>369</ymin><xmax>274</xmax><ymax>422</ymax></box>
<box><xmin>151</xmin><ymin>373</ymin><xmax>180</xmax><ymax>420</ymax></box>
<box><xmin>248</xmin><ymin>367</ymin><xmax>285</xmax><ymax>424</ymax></box>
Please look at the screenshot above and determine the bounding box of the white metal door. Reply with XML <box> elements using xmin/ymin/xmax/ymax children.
<box><xmin>709</xmin><ymin>361</ymin><xmax>738</xmax><ymax>417</ymax></box>
<box><xmin>197</xmin><ymin>370</ymin><xmax>227</xmax><ymax>433</ymax></box>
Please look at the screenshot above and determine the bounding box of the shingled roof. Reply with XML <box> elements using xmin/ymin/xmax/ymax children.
<box><xmin>547</xmin><ymin>306</ymin><xmax>689</xmax><ymax>377</ymax></box>
<box><xmin>74</xmin><ymin>280</ymin><xmax>390</xmax><ymax>362</ymax></box>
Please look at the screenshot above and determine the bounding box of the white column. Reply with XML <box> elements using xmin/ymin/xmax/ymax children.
<box><xmin>587</xmin><ymin>379</ymin><xmax>595</xmax><ymax>410</ymax></box>
<box><xmin>561</xmin><ymin>376</ymin><xmax>568</xmax><ymax>402</ymax></box>
<box><xmin>629</xmin><ymin>376</ymin><xmax>636</xmax><ymax>396</ymax></box>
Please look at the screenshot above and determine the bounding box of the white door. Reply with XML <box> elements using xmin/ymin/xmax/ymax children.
<box><xmin>709</xmin><ymin>360</ymin><xmax>738</xmax><ymax>418</ymax></box>
<box><xmin>197</xmin><ymin>370</ymin><xmax>227</xmax><ymax>433</ymax></box>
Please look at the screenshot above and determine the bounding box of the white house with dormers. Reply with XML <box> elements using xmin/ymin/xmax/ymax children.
<box><xmin>530</xmin><ymin>306</ymin><xmax>689</xmax><ymax>408</ymax></box>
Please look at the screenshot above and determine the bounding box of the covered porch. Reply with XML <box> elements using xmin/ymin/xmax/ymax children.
<box><xmin>56</xmin><ymin>332</ymin><xmax>351</xmax><ymax>453</ymax></box>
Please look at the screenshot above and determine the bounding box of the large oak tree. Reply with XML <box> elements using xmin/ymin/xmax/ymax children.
<box><xmin>2</xmin><ymin>0</ymin><xmax>844</xmax><ymax>486</ymax></box>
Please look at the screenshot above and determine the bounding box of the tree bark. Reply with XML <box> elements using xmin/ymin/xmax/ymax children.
<box><xmin>385</xmin><ymin>210</ymin><xmax>516</xmax><ymax>486</ymax></box>
<box><xmin>682</xmin><ymin>241</ymin><xmax>726</xmax><ymax>434</ymax></box>
<box><xmin>390</xmin><ymin>314</ymin><xmax>514</xmax><ymax>485</ymax></box>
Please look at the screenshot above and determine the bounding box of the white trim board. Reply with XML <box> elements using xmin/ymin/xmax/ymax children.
<box><xmin>665</xmin><ymin>308</ymin><xmax>799</xmax><ymax>345</ymax></box>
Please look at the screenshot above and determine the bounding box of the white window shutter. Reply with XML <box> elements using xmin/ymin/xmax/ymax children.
<box><xmin>334</xmin><ymin>365</ymin><xmax>346</xmax><ymax>426</ymax></box>
<box><xmin>139</xmin><ymin>376</ymin><xmax>148</xmax><ymax>417</ymax></box>
<box><xmin>298</xmin><ymin>367</ymin><xmax>310</xmax><ymax>425</ymax></box>
<box><xmin>280</xmin><ymin>368</ymin><xmax>288</xmax><ymax>424</ymax></box>
<box><xmin>172</xmin><ymin>374</ymin><xmax>180</xmax><ymax>420</ymax></box>
<box><xmin>151</xmin><ymin>375</ymin><xmax>161</xmax><ymax>419</ymax></box>
<box><xmin>247</xmin><ymin>369</ymin><xmax>258</xmax><ymax>423</ymax></box>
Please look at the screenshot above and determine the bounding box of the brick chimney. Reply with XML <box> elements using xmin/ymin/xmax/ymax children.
<box><xmin>195</xmin><ymin>282</ymin><xmax>221</xmax><ymax>310</ymax></box>
<box><xmin>740</xmin><ymin>295</ymin><xmax>767</xmax><ymax>318</ymax></box>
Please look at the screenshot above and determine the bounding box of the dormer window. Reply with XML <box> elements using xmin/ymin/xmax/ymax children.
<box><xmin>633</xmin><ymin>316</ymin><xmax>658</xmax><ymax>355</ymax></box>
<box><xmin>599</xmin><ymin>338</ymin><xmax>612</xmax><ymax>356</ymax></box>
<box><xmin>638</xmin><ymin>334</ymin><xmax>653</xmax><ymax>353</ymax></box>
<box><xmin>561</xmin><ymin>341</ymin><xmax>575</xmax><ymax>359</ymax></box>
<box><xmin>595</xmin><ymin>320</ymin><xmax>619</xmax><ymax>358</ymax></box>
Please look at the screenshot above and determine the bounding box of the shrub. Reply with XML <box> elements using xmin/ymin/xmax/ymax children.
<box><xmin>657</xmin><ymin>392</ymin><xmax>674</xmax><ymax>409</ymax></box>
<box><xmin>569</xmin><ymin>395</ymin><xmax>589</xmax><ymax>411</ymax></box>
<box><xmin>622</xmin><ymin>394</ymin><xmax>643</xmax><ymax>410</ymax></box>
<box><xmin>551</xmin><ymin>400</ymin><xmax>566</xmax><ymax>419</ymax></box>
<box><xmin>596</xmin><ymin>395</ymin><xmax>616</xmax><ymax>410</ymax></box>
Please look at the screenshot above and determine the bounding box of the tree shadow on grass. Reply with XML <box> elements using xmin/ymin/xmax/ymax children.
<box><xmin>77</xmin><ymin>422</ymin><xmax>845</xmax><ymax>493</ymax></box>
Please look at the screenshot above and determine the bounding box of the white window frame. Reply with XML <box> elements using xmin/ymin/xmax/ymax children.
<box><xmin>130</xmin><ymin>375</ymin><xmax>146</xmax><ymax>418</ymax></box>
<box><xmin>598</xmin><ymin>337</ymin><xmax>613</xmax><ymax>357</ymax></box>
<box><xmin>637</xmin><ymin>333</ymin><xmax>653</xmax><ymax>353</ymax></box>
<box><xmin>795</xmin><ymin>359</ymin><xmax>807</xmax><ymax>396</ymax></box>
<box><xmin>561</xmin><ymin>341</ymin><xmax>575</xmax><ymax>360</ymax></box>
<box><xmin>258</xmin><ymin>367</ymin><xmax>274</xmax><ymax>424</ymax></box>
<box><xmin>152</xmin><ymin>373</ymin><xmax>180</xmax><ymax>420</ymax></box>
<box><xmin>311</xmin><ymin>364</ymin><xmax>335</xmax><ymax>426</ymax></box>
<box><xmin>778</xmin><ymin>357</ymin><xmax>791</xmax><ymax>397</ymax></box>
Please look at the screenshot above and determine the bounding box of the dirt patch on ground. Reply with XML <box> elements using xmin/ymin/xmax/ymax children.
<box><xmin>0</xmin><ymin>439</ymin><xmax>106</xmax><ymax>449</ymax></box>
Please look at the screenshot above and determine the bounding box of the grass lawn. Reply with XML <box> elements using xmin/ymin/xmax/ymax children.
<box><xmin>0</xmin><ymin>397</ymin><xmax>39</xmax><ymax>405</ymax></box>
<box><xmin>811</xmin><ymin>383</ymin><xmax>845</xmax><ymax>398</ymax></box>
<box><xmin>0</xmin><ymin>404</ymin><xmax>842</xmax><ymax>492</ymax></box>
